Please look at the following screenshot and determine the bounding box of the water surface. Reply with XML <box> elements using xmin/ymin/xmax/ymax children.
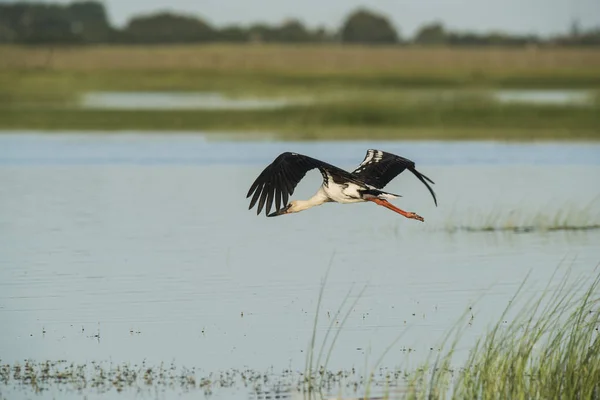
<box><xmin>492</xmin><ymin>89</ymin><xmax>594</xmax><ymax>105</ymax></box>
<box><xmin>0</xmin><ymin>132</ymin><xmax>599</xmax><ymax>399</ymax></box>
<box><xmin>77</xmin><ymin>89</ymin><xmax>597</xmax><ymax>112</ymax></box>
<box><xmin>80</xmin><ymin>92</ymin><xmax>309</xmax><ymax>110</ymax></box>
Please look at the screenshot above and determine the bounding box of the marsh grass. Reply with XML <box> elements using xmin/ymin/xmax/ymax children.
<box><xmin>302</xmin><ymin>258</ymin><xmax>370</xmax><ymax>397</ymax></box>
<box><xmin>300</xmin><ymin>257</ymin><xmax>415</xmax><ymax>399</ymax></box>
<box><xmin>405</xmin><ymin>266</ymin><xmax>600</xmax><ymax>400</ymax></box>
<box><xmin>441</xmin><ymin>199</ymin><xmax>600</xmax><ymax>233</ymax></box>
<box><xmin>2</xmin><ymin>45</ymin><xmax>600</xmax><ymax>77</ymax></box>
<box><xmin>295</xmin><ymin>262</ymin><xmax>600</xmax><ymax>399</ymax></box>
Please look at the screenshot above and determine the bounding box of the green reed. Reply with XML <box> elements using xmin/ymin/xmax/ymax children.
<box><xmin>404</xmin><ymin>266</ymin><xmax>600</xmax><ymax>400</ymax></box>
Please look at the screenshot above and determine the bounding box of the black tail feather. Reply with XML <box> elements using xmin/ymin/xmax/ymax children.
<box><xmin>409</xmin><ymin>167</ymin><xmax>437</xmax><ymax>206</ymax></box>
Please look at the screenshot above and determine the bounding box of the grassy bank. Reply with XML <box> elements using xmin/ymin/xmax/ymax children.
<box><xmin>1</xmin><ymin>103</ymin><xmax>599</xmax><ymax>141</ymax></box>
<box><xmin>1</xmin><ymin>45</ymin><xmax>600</xmax><ymax>140</ymax></box>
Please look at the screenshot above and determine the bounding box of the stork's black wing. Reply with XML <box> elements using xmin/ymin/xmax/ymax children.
<box><xmin>247</xmin><ymin>152</ymin><xmax>347</xmax><ymax>216</ymax></box>
<box><xmin>351</xmin><ymin>149</ymin><xmax>437</xmax><ymax>206</ymax></box>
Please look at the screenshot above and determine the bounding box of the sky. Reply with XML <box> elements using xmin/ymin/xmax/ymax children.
<box><xmin>8</xmin><ymin>0</ymin><xmax>600</xmax><ymax>37</ymax></box>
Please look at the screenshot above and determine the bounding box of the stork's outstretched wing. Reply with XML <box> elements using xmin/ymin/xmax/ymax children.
<box><xmin>351</xmin><ymin>149</ymin><xmax>437</xmax><ymax>206</ymax></box>
<box><xmin>247</xmin><ymin>152</ymin><xmax>347</xmax><ymax>216</ymax></box>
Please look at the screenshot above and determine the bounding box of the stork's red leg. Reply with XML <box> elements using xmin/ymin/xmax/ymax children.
<box><xmin>368</xmin><ymin>198</ymin><xmax>424</xmax><ymax>222</ymax></box>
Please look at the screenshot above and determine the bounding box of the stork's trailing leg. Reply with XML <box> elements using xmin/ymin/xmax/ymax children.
<box><xmin>368</xmin><ymin>198</ymin><xmax>424</xmax><ymax>222</ymax></box>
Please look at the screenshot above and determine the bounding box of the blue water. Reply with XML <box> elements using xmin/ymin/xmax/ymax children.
<box><xmin>0</xmin><ymin>132</ymin><xmax>599</xmax><ymax>400</ymax></box>
<box><xmin>1</xmin><ymin>131</ymin><xmax>599</xmax><ymax>166</ymax></box>
<box><xmin>80</xmin><ymin>91</ymin><xmax>307</xmax><ymax>110</ymax></box>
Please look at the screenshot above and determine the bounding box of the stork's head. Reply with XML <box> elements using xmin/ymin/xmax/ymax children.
<box><xmin>267</xmin><ymin>198</ymin><xmax>322</xmax><ymax>217</ymax></box>
<box><xmin>268</xmin><ymin>200</ymin><xmax>313</xmax><ymax>217</ymax></box>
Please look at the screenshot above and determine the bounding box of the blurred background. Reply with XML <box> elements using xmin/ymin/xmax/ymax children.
<box><xmin>0</xmin><ymin>0</ymin><xmax>599</xmax><ymax>138</ymax></box>
<box><xmin>0</xmin><ymin>1</ymin><xmax>599</xmax><ymax>399</ymax></box>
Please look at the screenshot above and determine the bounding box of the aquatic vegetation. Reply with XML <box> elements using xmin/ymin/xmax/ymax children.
<box><xmin>302</xmin><ymin>262</ymin><xmax>371</xmax><ymax>396</ymax></box>
<box><xmin>441</xmin><ymin>199</ymin><xmax>600</xmax><ymax>233</ymax></box>
<box><xmin>0</xmin><ymin>359</ymin><xmax>408</xmax><ymax>398</ymax></box>
<box><xmin>0</xmin><ymin>360</ymin><xmax>277</xmax><ymax>396</ymax></box>
<box><xmin>405</xmin><ymin>268</ymin><xmax>600</xmax><ymax>400</ymax></box>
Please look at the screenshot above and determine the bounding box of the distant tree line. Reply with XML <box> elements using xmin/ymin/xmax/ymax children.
<box><xmin>0</xmin><ymin>1</ymin><xmax>599</xmax><ymax>46</ymax></box>
<box><xmin>413</xmin><ymin>21</ymin><xmax>600</xmax><ymax>47</ymax></box>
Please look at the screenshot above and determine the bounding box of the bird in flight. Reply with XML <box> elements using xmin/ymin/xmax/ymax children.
<box><xmin>247</xmin><ymin>149</ymin><xmax>437</xmax><ymax>221</ymax></box>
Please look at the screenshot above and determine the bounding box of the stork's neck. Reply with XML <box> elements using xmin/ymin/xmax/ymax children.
<box><xmin>289</xmin><ymin>189</ymin><xmax>329</xmax><ymax>213</ymax></box>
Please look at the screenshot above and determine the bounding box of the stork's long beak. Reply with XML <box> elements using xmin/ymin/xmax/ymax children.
<box><xmin>267</xmin><ymin>204</ymin><xmax>291</xmax><ymax>217</ymax></box>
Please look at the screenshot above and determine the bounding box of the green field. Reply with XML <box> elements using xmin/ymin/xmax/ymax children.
<box><xmin>1</xmin><ymin>45</ymin><xmax>599</xmax><ymax>140</ymax></box>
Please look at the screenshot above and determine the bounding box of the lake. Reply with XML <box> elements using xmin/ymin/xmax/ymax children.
<box><xmin>492</xmin><ymin>89</ymin><xmax>595</xmax><ymax>105</ymax></box>
<box><xmin>78</xmin><ymin>89</ymin><xmax>596</xmax><ymax>111</ymax></box>
<box><xmin>0</xmin><ymin>132</ymin><xmax>599</xmax><ymax>399</ymax></box>
<box><xmin>80</xmin><ymin>92</ymin><xmax>311</xmax><ymax>110</ymax></box>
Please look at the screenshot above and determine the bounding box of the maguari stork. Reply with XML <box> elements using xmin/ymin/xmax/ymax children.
<box><xmin>247</xmin><ymin>149</ymin><xmax>437</xmax><ymax>221</ymax></box>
